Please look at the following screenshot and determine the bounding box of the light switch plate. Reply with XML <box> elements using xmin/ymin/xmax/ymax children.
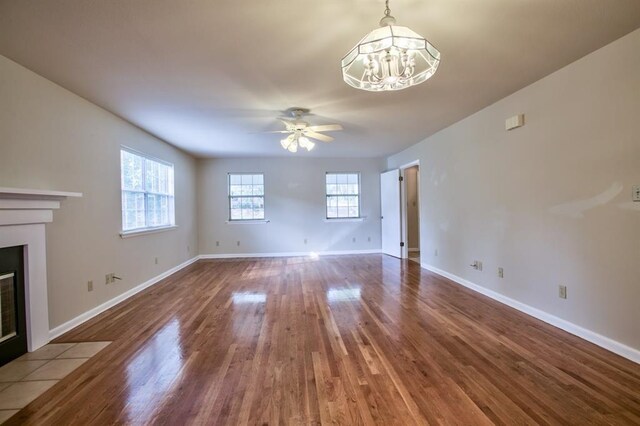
<box><xmin>633</xmin><ymin>185</ymin><xmax>640</xmax><ymax>202</ymax></box>
<box><xmin>559</xmin><ymin>285</ymin><xmax>567</xmax><ymax>299</ymax></box>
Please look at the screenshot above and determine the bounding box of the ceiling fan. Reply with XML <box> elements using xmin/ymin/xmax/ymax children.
<box><xmin>263</xmin><ymin>108</ymin><xmax>343</xmax><ymax>152</ymax></box>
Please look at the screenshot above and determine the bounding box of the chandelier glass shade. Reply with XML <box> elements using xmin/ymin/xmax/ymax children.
<box><xmin>281</xmin><ymin>133</ymin><xmax>315</xmax><ymax>153</ymax></box>
<box><xmin>341</xmin><ymin>2</ymin><xmax>440</xmax><ymax>91</ymax></box>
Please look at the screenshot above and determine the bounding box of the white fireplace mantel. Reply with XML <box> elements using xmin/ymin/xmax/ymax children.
<box><xmin>0</xmin><ymin>187</ymin><xmax>82</xmax><ymax>351</ymax></box>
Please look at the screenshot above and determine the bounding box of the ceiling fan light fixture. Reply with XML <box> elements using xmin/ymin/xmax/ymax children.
<box><xmin>280</xmin><ymin>136</ymin><xmax>292</xmax><ymax>150</ymax></box>
<box><xmin>271</xmin><ymin>108</ymin><xmax>342</xmax><ymax>153</ymax></box>
<box><xmin>298</xmin><ymin>136</ymin><xmax>315</xmax><ymax>151</ymax></box>
<box><xmin>341</xmin><ymin>0</ymin><xmax>440</xmax><ymax>91</ymax></box>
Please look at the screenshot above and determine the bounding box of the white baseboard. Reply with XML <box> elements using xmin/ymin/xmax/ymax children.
<box><xmin>49</xmin><ymin>256</ymin><xmax>199</xmax><ymax>340</ymax></box>
<box><xmin>199</xmin><ymin>249</ymin><xmax>381</xmax><ymax>259</ymax></box>
<box><xmin>421</xmin><ymin>263</ymin><xmax>640</xmax><ymax>365</ymax></box>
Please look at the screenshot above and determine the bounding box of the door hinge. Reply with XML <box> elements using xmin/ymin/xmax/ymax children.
<box><xmin>399</xmin><ymin>176</ymin><xmax>404</xmax><ymax>182</ymax></box>
<box><xmin>400</xmin><ymin>242</ymin><xmax>405</xmax><ymax>247</ymax></box>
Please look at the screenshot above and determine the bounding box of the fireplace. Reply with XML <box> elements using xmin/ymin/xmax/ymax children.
<box><xmin>0</xmin><ymin>187</ymin><xmax>82</xmax><ymax>359</ymax></box>
<box><xmin>0</xmin><ymin>245</ymin><xmax>26</xmax><ymax>365</ymax></box>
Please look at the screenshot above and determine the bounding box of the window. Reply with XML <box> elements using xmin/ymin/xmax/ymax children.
<box><xmin>228</xmin><ymin>173</ymin><xmax>265</xmax><ymax>221</ymax></box>
<box><xmin>326</xmin><ymin>173</ymin><xmax>360</xmax><ymax>219</ymax></box>
<box><xmin>120</xmin><ymin>148</ymin><xmax>175</xmax><ymax>232</ymax></box>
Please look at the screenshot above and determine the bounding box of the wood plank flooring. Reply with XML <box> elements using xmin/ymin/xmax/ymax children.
<box><xmin>5</xmin><ymin>255</ymin><xmax>640</xmax><ymax>425</ymax></box>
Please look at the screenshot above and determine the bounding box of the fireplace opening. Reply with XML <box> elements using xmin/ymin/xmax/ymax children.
<box><xmin>0</xmin><ymin>245</ymin><xmax>27</xmax><ymax>366</ymax></box>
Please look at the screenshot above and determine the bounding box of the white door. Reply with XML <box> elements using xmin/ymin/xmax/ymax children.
<box><xmin>380</xmin><ymin>169</ymin><xmax>402</xmax><ymax>258</ymax></box>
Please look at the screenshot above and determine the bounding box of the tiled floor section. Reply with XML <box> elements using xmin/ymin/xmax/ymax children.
<box><xmin>0</xmin><ymin>341</ymin><xmax>111</xmax><ymax>424</ymax></box>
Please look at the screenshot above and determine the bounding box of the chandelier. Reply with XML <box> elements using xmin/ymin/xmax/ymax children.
<box><xmin>280</xmin><ymin>133</ymin><xmax>315</xmax><ymax>153</ymax></box>
<box><xmin>341</xmin><ymin>0</ymin><xmax>440</xmax><ymax>92</ymax></box>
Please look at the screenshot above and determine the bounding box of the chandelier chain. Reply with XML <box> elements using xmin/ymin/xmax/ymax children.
<box><xmin>384</xmin><ymin>0</ymin><xmax>391</xmax><ymax>16</ymax></box>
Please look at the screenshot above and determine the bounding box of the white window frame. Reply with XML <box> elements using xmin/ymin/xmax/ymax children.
<box><xmin>120</xmin><ymin>147</ymin><xmax>175</xmax><ymax>236</ymax></box>
<box><xmin>228</xmin><ymin>173</ymin><xmax>266</xmax><ymax>222</ymax></box>
<box><xmin>325</xmin><ymin>172</ymin><xmax>362</xmax><ymax>219</ymax></box>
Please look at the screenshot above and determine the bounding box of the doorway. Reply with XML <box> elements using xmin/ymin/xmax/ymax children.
<box><xmin>379</xmin><ymin>161</ymin><xmax>421</xmax><ymax>261</ymax></box>
<box><xmin>403</xmin><ymin>165</ymin><xmax>420</xmax><ymax>263</ymax></box>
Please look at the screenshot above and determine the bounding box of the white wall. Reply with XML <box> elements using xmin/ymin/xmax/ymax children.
<box><xmin>0</xmin><ymin>55</ymin><xmax>198</xmax><ymax>329</ymax></box>
<box><xmin>198</xmin><ymin>157</ymin><xmax>383</xmax><ymax>255</ymax></box>
<box><xmin>387</xmin><ymin>29</ymin><xmax>640</xmax><ymax>352</ymax></box>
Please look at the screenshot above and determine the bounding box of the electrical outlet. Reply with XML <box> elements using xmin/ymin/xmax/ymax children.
<box><xmin>216</xmin><ymin>241</ymin><xmax>220</xmax><ymax>247</ymax></box>
<box><xmin>304</xmin><ymin>238</ymin><xmax>307</xmax><ymax>245</ymax></box>
<box><xmin>434</xmin><ymin>248</ymin><xmax>438</xmax><ymax>257</ymax></box>
<box><xmin>105</xmin><ymin>273</ymin><xmax>112</xmax><ymax>285</ymax></box>
<box><xmin>470</xmin><ymin>260</ymin><xmax>483</xmax><ymax>271</ymax></box>
<box><xmin>237</xmin><ymin>241</ymin><xmax>240</xmax><ymax>246</ymax></box>
<box><xmin>633</xmin><ymin>185</ymin><xmax>640</xmax><ymax>202</ymax></box>
<box><xmin>352</xmin><ymin>237</ymin><xmax>356</xmax><ymax>243</ymax></box>
<box><xmin>497</xmin><ymin>267</ymin><xmax>504</xmax><ymax>278</ymax></box>
<box><xmin>367</xmin><ymin>236</ymin><xmax>371</xmax><ymax>242</ymax></box>
<box><xmin>154</xmin><ymin>257</ymin><xmax>158</xmax><ymax>265</ymax></box>
<box><xmin>187</xmin><ymin>245</ymin><xmax>190</xmax><ymax>253</ymax></box>
<box><xmin>559</xmin><ymin>285</ymin><xmax>567</xmax><ymax>299</ymax></box>
<box><xmin>87</xmin><ymin>280</ymin><xmax>93</xmax><ymax>292</ymax></box>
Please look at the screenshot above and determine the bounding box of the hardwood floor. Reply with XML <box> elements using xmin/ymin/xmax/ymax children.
<box><xmin>5</xmin><ymin>255</ymin><xmax>640</xmax><ymax>425</ymax></box>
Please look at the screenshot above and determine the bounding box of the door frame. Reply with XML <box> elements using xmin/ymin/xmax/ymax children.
<box><xmin>399</xmin><ymin>160</ymin><xmax>421</xmax><ymax>260</ymax></box>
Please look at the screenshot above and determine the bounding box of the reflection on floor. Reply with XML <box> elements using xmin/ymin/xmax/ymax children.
<box><xmin>0</xmin><ymin>342</ymin><xmax>111</xmax><ymax>424</ymax></box>
<box><xmin>409</xmin><ymin>250</ymin><xmax>420</xmax><ymax>263</ymax></box>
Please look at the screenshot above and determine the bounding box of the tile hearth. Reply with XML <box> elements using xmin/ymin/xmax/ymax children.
<box><xmin>0</xmin><ymin>341</ymin><xmax>111</xmax><ymax>424</ymax></box>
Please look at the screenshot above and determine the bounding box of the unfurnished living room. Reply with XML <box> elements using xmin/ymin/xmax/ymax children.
<box><xmin>0</xmin><ymin>0</ymin><xmax>639</xmax><ymax>424</ymax></box>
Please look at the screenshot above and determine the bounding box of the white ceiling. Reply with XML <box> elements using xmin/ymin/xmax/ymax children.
<box><xmin>1</xmin><ymin>0</ymin><xmax>639</xmax><ymax>158</ymax></box>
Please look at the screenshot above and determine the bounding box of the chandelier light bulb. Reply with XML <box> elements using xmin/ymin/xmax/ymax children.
<box><xmin>341</xmin><ymin>0</ymin><xmax>440</xmax><ymax>91</ymax></box>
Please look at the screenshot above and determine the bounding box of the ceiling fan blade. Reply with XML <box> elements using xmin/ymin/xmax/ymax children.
<box><xmin>250</xmin><ymin>130</ymin><xmax>291</xmax><ymax>134</ymax></box>
<box><xmin>304</xmin><ymin>131</ymin><xmax>334</xmax><ymax>142</ymax></box>
<box><xmin>306</xmin><ymin>124</ymin><xmax>343</xmax><ymax>132</ymax></box>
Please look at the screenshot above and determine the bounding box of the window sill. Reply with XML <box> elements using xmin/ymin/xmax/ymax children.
<box><xmin>324</xmin><ymin>217</ymin><xmax>365</xmax><ymax>223</ymax></box>
<box><xmin>120</xmin><ymin>225</ymin><xmax>178</xmax><ymax>239</ymax></box>
<box><xmin>225</xmin><ymin>220</ymin><xmax>270</xmax><ymax>225</ymax></box>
